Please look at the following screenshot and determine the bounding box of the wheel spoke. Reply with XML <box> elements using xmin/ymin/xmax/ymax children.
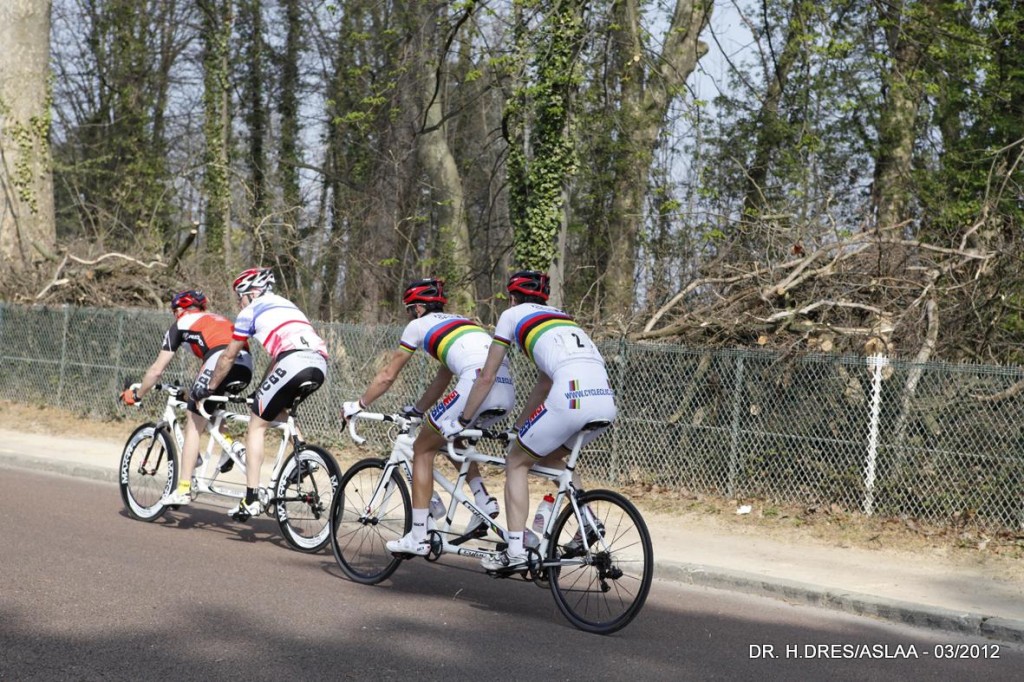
<box><xmin>547</xmin><ymin>490</ymin><xmax>653</xmax><ymax>634</ymax></box>
<box><xmin>330</xmin><ymin>459</ymin><xmax>410</xmax><ymax>584</ymax></box>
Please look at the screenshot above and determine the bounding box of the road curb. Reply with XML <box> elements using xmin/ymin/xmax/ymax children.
<box><xmin>0</xmin><ymin>452</ymin><xmax>117</xmax><ymax>484</ymax></box>
<box><xmin>657</xmin><ymin>562</ymin><xmax>1024</xmax><ymax>644</ymax></box>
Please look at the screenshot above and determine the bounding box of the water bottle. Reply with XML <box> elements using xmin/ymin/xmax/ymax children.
<box><xmin>429</xmin><ymin>492</ymin><xmax>446</xmax><ymax>520</ymax></box>
<box><xmin>532</xmin><ymin>494</ymin><xmax>555</xmax><ymax>533</ymax></box>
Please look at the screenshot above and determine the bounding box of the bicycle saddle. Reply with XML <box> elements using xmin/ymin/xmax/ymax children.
<box><xmin>289</xmin><ymin>380</ymin><xmax>321</xmax><ymax>410</ymax></box>
<box><xmin>223</xmin><ymin>380</ymin><xmax>248</xmax><ymax>394</ymax></box>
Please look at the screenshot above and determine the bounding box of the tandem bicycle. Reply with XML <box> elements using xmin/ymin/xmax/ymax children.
<box><xmin>329</xmin><ymin>410</ymin><xmax>653</xmax><ymax>634</ymax></box>
<box><xmin>118</xmin><ymin>381</ymin><xmax>341</xmax><ymax>551</ymax></box>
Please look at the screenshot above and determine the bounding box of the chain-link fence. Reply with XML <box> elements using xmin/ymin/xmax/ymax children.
<box><xmin>2</xmin><ymin>303</ymin><xmax>1023</xmax><ymax>529</ymax></box>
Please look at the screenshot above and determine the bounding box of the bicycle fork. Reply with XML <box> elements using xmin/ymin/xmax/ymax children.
<box><xmin>138</xmin><ymin>423</ymin><xmax>174</xmax><ymax>476</ymax></box>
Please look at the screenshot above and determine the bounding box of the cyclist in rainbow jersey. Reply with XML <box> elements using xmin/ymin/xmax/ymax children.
<box><xmin>441</xmin><ymin>270</ymin><xmax>616</xmax><ymax>571</ymax></box>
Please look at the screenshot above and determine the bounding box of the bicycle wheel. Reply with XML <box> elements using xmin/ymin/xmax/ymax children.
<box><xmin>119</xmin><ymin>423</ymin><xmax>177</xmax><ymax>522</ymax></box>
<box><xmin>275</xmin><ymin>444</ymin><xmax>342</xmax><ymax>552</ymax></box>
<box><xmin>330</xmin><ymin>458</ymin><xmax>411</xmax><ymax>584</ymax></box>
<box><xmin>547</xmin><ymin>489</ymin><xmax>653</xmax><ymax>634</ymax></box>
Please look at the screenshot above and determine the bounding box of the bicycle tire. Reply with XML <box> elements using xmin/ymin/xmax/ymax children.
<box><xmin>330</xmin><ymin>458</ymin><xmax>411</xmax><ymax>584</ymax></box>
<box><xmin>547</xmin><ymin>489</ymin><xmax>653</xmax><ymax>634</ymax></box>
<box><xmin>275</xmin><ymin>444</ymin><xmax>342</xmax><ymax>552</ymax></box>
<box><xmin>119</xmin><ymin>423</ymin><xmax>177</xmax><ymax>522</ymax></box>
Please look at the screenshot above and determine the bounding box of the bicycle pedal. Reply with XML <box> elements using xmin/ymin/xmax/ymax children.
<box><xmin>219</xmin><ymin>459</ymin><xmax>234</xmax><ymax>474</ymax></box>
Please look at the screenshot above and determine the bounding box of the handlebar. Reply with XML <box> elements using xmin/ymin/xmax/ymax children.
<box><xmin>346</xmin><ymin>411</ymin><xmax>420</xmax><ymax>445</ymax></box>
<box><xmin>344</xmin><ymin>410</ymin><xmax>509</xmax><ymax>457</ymax></box>
<box><xmin>120</xmin><ymin>382</ymin><xmax>184</xmax><ymax>404</ymax></box>
<box><xmin>445</xmin><ymin>427</ymin><xmax>510</xmax><ymax>463</ymax></box>
<box><xmin>195</xmin><ymin>392</ymin><xmax>252</xmax><ymax>420</ymax></box>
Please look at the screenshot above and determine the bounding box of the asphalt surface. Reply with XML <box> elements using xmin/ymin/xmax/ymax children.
<box><xmin>3</xmin><ymin>469</ymin><xmax>1023</xmax><ymax>681</ymax></box>
<box><xmin>1</xmin><ymin>425</ymin><xmax>1023</xmax><ymax>649</ymax></box>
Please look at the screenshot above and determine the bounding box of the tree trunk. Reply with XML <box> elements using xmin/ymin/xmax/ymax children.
<box><xmin>741</xmin><ymin>0</ymin><xmax>812</xmax><ymax>226</ymax></box>
<box><xmin>602</xmin><ymin>0</ymin><xmax>711</xmax><ymax>325</ymax></box>
<box><xmin>0</xmin><ymin>0</ymin><xmax>56</xmax><ymax>269</ymax></box>
<box><xmin>278</xmin><ymin>0</ymin><xmax>302</xmax><ymax>292</ymax></box>
<box><xmin>199</xmin><ymin>0</ymin><xmax>232</xmax><ymax>259</ymax></box>
<box><xmin>870</xmin><ymin>0</ymin><xmax>925</xmax><ymax>280</ymax></box>
<box><xmin>415</xmin><ymin>4</ymin><xmax>476</xmax><ymax>314</ymax></box>
<box><xmin>240</xmin><ymin>0</ymin><xmax>266</xmax><ymax>223</ymax></box>
<box><xmin>506</xmin><ymin>0</ymin><xmax>585</xmax><ymax>275</ymax></box>
<box><xmin>872</xmin><ymin>43</ymin><xmax>921</xmax><ymax>232</ymax></box>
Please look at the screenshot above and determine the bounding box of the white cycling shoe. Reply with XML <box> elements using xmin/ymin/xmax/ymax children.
<box><xmin>160</xmin><ymin>489</ymin><xmax>192</xmax><ymax>507</ymax></box>
<box><xmin>481</xmin><ymin>549</ymin><xmax>529</xmax><ymax>572</ymax></box>
<box><xmin>228</xmin><ymin>499</ymin><xmax>264</xmax><ymax>522</ymax></box>
<box><xmin>386</xmin><ymin>532</ymin><xmax>430</xmax><ymax>556</ymax></box>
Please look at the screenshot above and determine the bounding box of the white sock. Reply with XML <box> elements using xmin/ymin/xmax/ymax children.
<box><xmin>469</xmin><ymin>477</ymin><xmax>490</xmax><ymax>504</ymax></box>
<box><xmin>411</xmin><ymin>508</ymin><xmax>429</xmax><ymax>541</ymax></box>
<box><xmin>508</xmin><ymin>531</ymin><xmax>524</xmax><ymax>556</ymax></box>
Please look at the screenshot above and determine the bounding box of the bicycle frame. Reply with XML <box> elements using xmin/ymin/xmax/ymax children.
<box><xmin>336</xmin><ymin>410</ymin><xmax>652</xmax><ymax>633</ymax></box>
<box><xmin>154</xmin><ymin>384</ymin><xmax>304</xmax><ymax>503</ymax></box>
<box><xmin>347</xmin><ymin>412</ymin><xmax>607</xmax><ymax>568</ymax></box>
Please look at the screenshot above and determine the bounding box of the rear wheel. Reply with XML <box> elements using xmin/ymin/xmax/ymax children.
<box><xmin>119</xmin><ymin>423</ymin><xmax>177</xmax><ymax>522</ymax></box>
<box><xmin>547</xmin><ymin>489</ymin><xmax>653</xmax><ymax>634</ymax></box>
<box><xmin>330</xmin><ymin>458</ymin><xmax>411</xmax><ymax>584</ymax></box>
<box><xmin>275</xmin><ymin>444</ymin><xmax>342</xmax><ymax>552</ymax></box>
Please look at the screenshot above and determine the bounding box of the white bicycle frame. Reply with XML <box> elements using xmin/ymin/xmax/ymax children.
<box><xmin>152</xmin><ymin>384</ymin><xmax>302</xmax><ymax>503</ymax></box>
<box><xmin>348</xmin><ymin>412</ymin><xmax>607</xmax><ymax>567</ymax></box>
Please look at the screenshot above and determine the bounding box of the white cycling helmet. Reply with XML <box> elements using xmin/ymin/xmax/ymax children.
<box><xmin>232</xmin><ymin>267</ymin><xmax>275</xmax><ymax>297</ymax></box>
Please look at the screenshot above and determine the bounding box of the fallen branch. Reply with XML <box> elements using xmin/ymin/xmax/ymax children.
<box><xmin>35</xmin><ymin>251</ymin><xmax>166</xmax><ymax>301</ymax></box>
<box><xmin>67</xmin><ymin>252</ymin><xmax>164</xmax><ymax>268</ymax></box>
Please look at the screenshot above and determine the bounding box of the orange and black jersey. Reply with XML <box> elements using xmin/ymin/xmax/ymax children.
<box><xmin>161</xmin><ymin>311</ymin><xmax>247</xmax><ymax>360</ymax></box>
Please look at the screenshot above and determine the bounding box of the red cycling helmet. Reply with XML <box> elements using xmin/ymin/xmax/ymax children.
<box><xmin>171</xmin><ymin>289</ymin><xmax>208</xmax><ymax>315</ymax></box>
<box><xmin>507</xmin><ymin>270</ymin><xmax>550</xmax><ymax>301</ymax></box>
<box><xmin>403</xmin><ymin>278</ymin><xmax>447</xmax><ymax>306</ymax></box>
<box><xmin>232</xmin><ymin>268</ymin><xmax>275</xmax><ymax>297</ymax></box>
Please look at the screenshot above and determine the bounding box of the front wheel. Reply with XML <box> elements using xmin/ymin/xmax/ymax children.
<box><xmin>547</xmin><ymin>489</ymin><xmax>653</xmax><ymax>634</ymax></box>
<box><xmin>119</xmin><ymin>423</ymin><xmax>177</xmax><ymax>522</ymax></box>
<box><xmin>275</xmin><ymin>444</ymin><xmax>342</xmax><ymax>552</ymax></box>
<box><xmin>330</xmin><ymin>458</ymin><xmax>411</xmax><ymax>584</ymax></box>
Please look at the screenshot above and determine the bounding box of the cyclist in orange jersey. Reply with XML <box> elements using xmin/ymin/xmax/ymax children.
<box><xmin>120</xmin><ymin>290</ymin><xmax>254</xmax><ymax>506</ymax></box>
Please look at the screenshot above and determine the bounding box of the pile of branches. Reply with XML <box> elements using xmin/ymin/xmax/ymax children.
<box><xmin>0</xmin><ymin>232</ymin><xmax>212</xmax><ymax>310</ymax></box>
<box><xmin>634</xmin><ymin>222</ymin><xmax>1021</xmax><ymax>364</ymax></box>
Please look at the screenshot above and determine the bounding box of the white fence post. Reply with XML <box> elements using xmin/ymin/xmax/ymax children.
<box><xmin>863</xmin><ymin>353</ymin><xmax>888</xmax><ymax>515</ymax></box>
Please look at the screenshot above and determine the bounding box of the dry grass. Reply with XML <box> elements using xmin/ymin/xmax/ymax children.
<box><xmin>616</xmin><ymin>482</ymin><xmax>1024</xmax><ymax>578</ymax></box>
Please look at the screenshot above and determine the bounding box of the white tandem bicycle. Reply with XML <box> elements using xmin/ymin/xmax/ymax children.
<box><xmin>329</xmin><ymin>410</ymin><xmax>653</xmax><ymax>634</ymax></box>
<box><xmin>118</xmin><ymin>381</ymin><xmax>341</xmax><ymax>552</ymax></box>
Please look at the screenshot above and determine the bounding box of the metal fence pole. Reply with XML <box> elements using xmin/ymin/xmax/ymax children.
<box><xmin>112</xmin><ymin>310</ymin><xmax>125</xmax><ymax>394</ymax></box>
<box><xmin>727</xmin><ymin>354</ymin><xmax>745</xmax><ymax>497</ymax></box>
<box><xmin>609</xmin><ymin>338</ymin><xmax>627</xmax><ymax>484</ymax></box>
<box><xmin>56</xmin><ymin>304</ymin><xmax>70</xmax><ymax>403</ymax></box>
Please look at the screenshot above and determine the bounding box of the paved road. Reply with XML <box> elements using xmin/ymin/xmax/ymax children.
<box><xmin>2</xmin><ymin>469</ymin><xmax>1022</xmax><ymax>681</ymax></box>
